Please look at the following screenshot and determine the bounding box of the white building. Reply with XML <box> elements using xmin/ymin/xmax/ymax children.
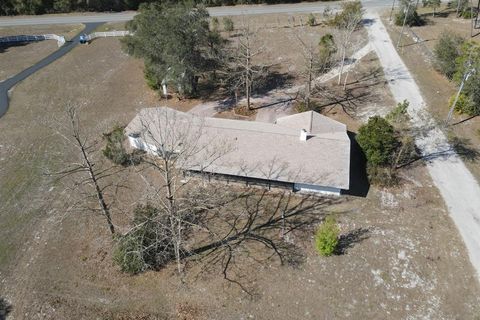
<box><xmin>125</xmin><ymin>107</ymin><xmax>351</xmax><ymax>195</ymax></box>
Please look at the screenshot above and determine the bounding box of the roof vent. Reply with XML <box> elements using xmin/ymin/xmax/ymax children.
<box><xmin>300</xmin><ymin>129</ymin><xmax>308</xmax><ymax>141</ymax></box>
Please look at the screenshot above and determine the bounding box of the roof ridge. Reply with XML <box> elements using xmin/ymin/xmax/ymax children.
<box><xmin>309</xmin><ymin>111</ymin><xmax>313</xmax><ymax>133</ymax></box>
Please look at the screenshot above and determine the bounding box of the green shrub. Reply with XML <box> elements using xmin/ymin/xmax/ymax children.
<box><xmin>103</xmin><ymin>126</ymin><xmax>130</xmax><ymax>166</ymax></box>
<box><xmin>449</xmin><ymin>93</ymin><xmax>478</xmax><ymax>116</ymax></box>
<box><xmin>386</xmin><ymin>99</ymin><xmax>411</xmax><ymax>124</ymax></box>
<box><xmin>327</xmin><ymin>1</ymin><xmax>363</xmax><ymax>28</ymax></box>
<box><xmin>367</xmin><ymin>164</ymin><xmax>398</xmax><ymax>187</ymax></box>
<box><xmin>459</xmin><ymin>9</ymin><xmax>474</xmax><ymax>19</ymax></box>
<box><xmin>433</xmin><ymin>31</ymin><xmax>464</xmax><ymax>79</ymax></box>
<box><xmin>315</xmin><ymin>216</ymin><xmax>339</xmax><ymax>256</ymax></box>
<box><xmin>223</xmin><ymin>17</ymin><xmax>234</xmax><ymax>32</ymax></box>
<box><xmin>395</xmin><ymin>8</ymin><xmax>424</xmax><ymax>27</ymax></box>
<box><xmin>144</xmin><ymin>63</ymin><xmax>161</xmax><ymax>90</ymax></box>
<box><xmin>113</xmin><ymin>232</ymin><xmax>146</xmax><ymax>274</ymax></box>
<box><xmin>53</xmin><ymin>0</ymin><xmax>71</xmax><ymax>12</ymax></box>
<box><xmin>113</xmin><ymin>204</ymin><xmax>175</xmax><ymax>274</ymax></box>
<box><xmin>394</xmin><ymin>135</ymin><xmax>419</xmax><ymax>168</ymax></box>
<box><xmin>356</xmin><ymin>116</ymin><xmax>399</xmax><ymax>167</ymax></box>
<box><xmin>318</xmin><ymin>33</ymin><xmax>337</xmax><ymax>69</ymax></box>
<box><xmin>307</xmin><ymin>13</ymin><xmax>316</xmax><ymax>26</ymax></box>
<box><xmin>211</xmin><ymin>16</ymin><xmax>219</xmax><ymax>31</ymax></box>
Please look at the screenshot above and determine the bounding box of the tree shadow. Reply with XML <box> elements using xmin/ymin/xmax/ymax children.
<box><xmin>0</xmin><ymin>298</ymin><xmax>12</xmax><ymax>320</ymax></box>
<box><xmin>184</xmin><ymin>189</ymin><xmax>345</xmax><ymax>294</ymax></box>
<box><xmin>0</xmin><ymin>41</ymin><xmax>30</xmax><ymax>53</ymax></box>
<box><xmin>451</xmin><ymin>114</ymin><xmax>478</xmax><ymax>126</ymax></box>
<box><xmin>253</xmin><ymin>67</ymin><xmax>295</xmax><ymax>96</ymax></box>
<box><xmin>400</xmin><ymin>38</ymin><xmax>436</xmax><ymax>48</ymax></box>
<box><xmin>449</xmin><ymin>136</ymin><xmax>480</xmax><ymax>162</ymax></box>
<box><xmin>343</xmin><ymin>131</ymin><xmax>370</xmax><ymax>198</ymax></box>
<box><xmin>314</xmin><ymin>86</ymin><xmax>375</xmax><ymax>118</ymax></box>
<box><xmin>334</xmin><ymin>227</ymin><xmax>370</xmax><ymax>255</ymax></box>
<box><xmin>399</xmin><ymin>134</ymin><xmax>480</xmax><ymax>168</ymax></box>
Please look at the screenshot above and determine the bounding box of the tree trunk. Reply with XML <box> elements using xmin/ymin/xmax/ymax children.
<box><xmin>390</xmin><ymin>0</ymin><xmax>396</xmax><ymax>21</ymax></box>
<box><xmin>343</xmin><ymin>69</ymin><xmax>350</xmax><ymax>91</ymax></box>
<box><xmin>338</xmin><ymin>47</ymin><xmax>346</xmax><ymax>85</ymax></box>
<box><xmin>164</xmin><ymin>159</ymin><xmax>183</xmax><ymax>275</ymax></box>
<box><xmin>78</xmin><ymin>137</ymin><xmax>115</xmax><ymax>235</ymax></box>
<box><xmin>246</xmin><ymin>76</ymin><xmax>251</xmax><ymax>110</ymax></box>
<box><xmin>306</xmin><ymin>57</ymin><xmax>313</xmax><ymax>110</ymax></box>
<box><xmin>246</xmin><ymin>46</ymin><xmax>252</xmax><ymax>110</ymax></box>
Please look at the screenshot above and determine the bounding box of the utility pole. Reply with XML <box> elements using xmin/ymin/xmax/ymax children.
<box><xmin>446</xmin><ymin>67</ymin><xmax>475</xmax><ymax>125</ymax></box>
<box><xmin>397</xmin><ymin>1</ymin><xmax>412</xmax><ymax>49</ymax></box>
<box><xmin>390</xmin><ymin>0</ymin><xmax>396</xmax><ymax>21</ymax></box>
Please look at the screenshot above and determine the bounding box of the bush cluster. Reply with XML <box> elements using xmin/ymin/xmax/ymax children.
<box><xmin>395</xmin><ymin>9</ymin><xmax>424</xmax><ymax>27</ymax></box>
<box><xmin>314</xmin><ymin>216</ymin><xmax>339</xmax><ymax>256</ymax></box>
<box><xmin>435</xmin><ymin>34</ymin><xmax>480</xmax><ymax>116</ymax></box>
<box><xmin>103</xmin><ymin>126</ymin><xmax>142</xmax><ymax>166</ymax></box>
<box><xmin>1</xmin><ymin>0</ymin><xmax>321</xmax><ymax>16</ymax></box>
<box><xmin>356</xmin><ymin>115</ymin><xmax>415</xmax><ymax>186</ymax></box>
<box><xmin>113</xmin><ymin>204</ymin><xmax>176</xmax><ymax>274</ymax></box>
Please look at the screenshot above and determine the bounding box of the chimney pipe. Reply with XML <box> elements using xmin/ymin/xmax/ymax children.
<box><xmin>300</xmin><ymin>129</ymin><xmax>308</xmax><ymax>141</ymax></box>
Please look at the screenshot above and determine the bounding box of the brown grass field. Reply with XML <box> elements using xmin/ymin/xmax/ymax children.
<box><xmin>0</xmin><ymin>14</ymin><xmax>479</xmax><ymax>319</ymax></box>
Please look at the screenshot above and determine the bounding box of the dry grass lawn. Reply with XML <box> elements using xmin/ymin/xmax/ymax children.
<box><xmin>0</xmin><ymin>14</ymin><xmax>479</xmax><ymax>320</ymax></box>
<box><xmin>0</xmin><ymin>24</ymin><xmax>83</xmax><ymax>81</ymax></box>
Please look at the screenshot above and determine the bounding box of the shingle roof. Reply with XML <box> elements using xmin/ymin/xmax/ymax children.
<box><xmin>126</xmin><ymin>107</ymin><xmax>351</xmax><ymax>190</ymax></box>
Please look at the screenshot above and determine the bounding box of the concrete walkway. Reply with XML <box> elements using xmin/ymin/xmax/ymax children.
<box><xmin>365</xmin><ymin>12</ymin><xmax>480</xmax><ymax>281</ymax></box>
<box><xmin>0</xmin><ymin>22</ymin><xmax>103</xmax><ymax>118</ymax></box>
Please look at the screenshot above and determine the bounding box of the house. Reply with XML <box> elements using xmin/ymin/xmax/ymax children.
<box><xmin>125</xmin><ymin>107</ymin><xmax>351</xmax><ymax>195</ymax></box>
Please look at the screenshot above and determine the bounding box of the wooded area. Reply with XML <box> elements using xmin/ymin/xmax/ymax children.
<box><xmin>0</xmin><ymin>0</ymin><xmax>323</xmax><ymax>16</ymax></box>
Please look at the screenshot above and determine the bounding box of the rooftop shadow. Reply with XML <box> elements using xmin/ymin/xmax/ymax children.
<box><xmin>342</xmin><ymin>131</ymin><xmax>370</xmax><ymax>198</ymax></box>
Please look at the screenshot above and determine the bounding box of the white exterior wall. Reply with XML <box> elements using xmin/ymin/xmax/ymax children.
<box><xmin>293</xmin><ymin>183</ymin><xmax>341</xmax><ymax>196</ymax></box>
<box><xmin>128</xmin><ymin>135</ymin><xmax>144</xmax><ymax>150</ymax></box>
<box><xmin>128</xmin><ymin>135</ymin><xmax>160</xmax><ymax>155</ymax></box>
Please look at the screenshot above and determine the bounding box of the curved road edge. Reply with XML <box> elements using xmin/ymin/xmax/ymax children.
<box><xmin>0</xmin><ymin>22</ymin><xmax>104</xmax><ymax>119</ymax></box>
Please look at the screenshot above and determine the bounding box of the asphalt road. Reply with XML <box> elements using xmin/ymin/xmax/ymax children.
<box><xmin>0</xmin><ymin>0</ymin><xmax>390</xmax><ymax>27</ymax></box>
<box><xmin>0</xmin><ymin>22</ymin><xmax>103</xmax><ymax>118</ymax></box>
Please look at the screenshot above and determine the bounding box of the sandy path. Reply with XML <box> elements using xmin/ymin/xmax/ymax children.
<box><xmin>365</xmin><ymin>12</ymin><xmax>480</xmax><ymax>281</ymax></box>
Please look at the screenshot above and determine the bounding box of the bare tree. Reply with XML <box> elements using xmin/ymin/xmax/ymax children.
<box><xmin>294</xmin><ymin>30</ymin><xmax>336</xmax><ymax>110</ymax></box>
<box><xmin>228</xmin><ymin>19</ymin><xmax>265</xmax><ymax>110</ymax></box>
<box><xmin>129</xmin><ymin>107</ymin><xmax>232</xmax><ymax>275</ymax></box>
<box><xmin>46</xmin><ymin>104</ymin><xmax>121</xmax><ymax>235</ymax></box>
<box><xmin>333</xmin><ymin>1</ymin><xmax>364</xmax><ymax>86</ymax></box>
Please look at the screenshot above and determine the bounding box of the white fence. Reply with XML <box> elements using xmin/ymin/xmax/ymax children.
<box><xmin>0</xmin><ymin>34</ymin><xmax>65</xmax><ymax>47</ymax></box>
<box><xmin>86</xmin><ymin>31</ymin><xmax>130</xmax><ymax>41</ymax></box>
<box><xmin>44</xmin><ymin>34</ymin><xmax>66</xmax><ymax>46</ymax></box>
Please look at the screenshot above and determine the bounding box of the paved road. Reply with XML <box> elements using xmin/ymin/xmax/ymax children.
<box><xmin>0</xmin><ymin>0</ymin><xmax>389</xmax><ymax>27</ymax></box>
<box><xmin>0</xmin><ymin>22</ymin><xmax>103</xmax><ymax>118</ymax></box>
